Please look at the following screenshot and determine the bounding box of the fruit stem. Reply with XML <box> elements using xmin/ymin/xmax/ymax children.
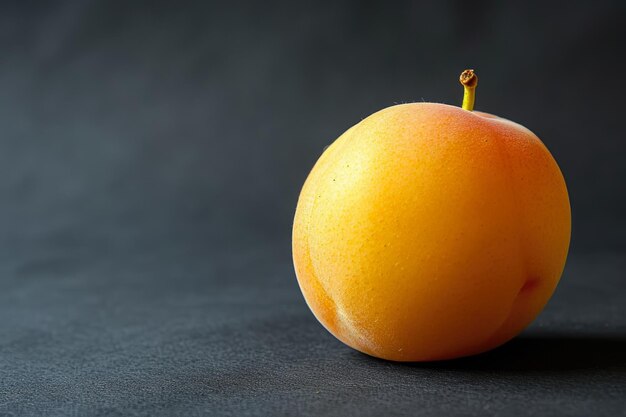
<box><xmin>459</xmin><ymin>69</ymin><xmax>478</xmax><ymax>111</ymax></box>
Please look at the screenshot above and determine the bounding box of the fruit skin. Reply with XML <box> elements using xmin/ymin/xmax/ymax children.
<box><xmin>292</xmin><ymin>103</ymin><xmax>571</xmax><ymax>362</ymax></box>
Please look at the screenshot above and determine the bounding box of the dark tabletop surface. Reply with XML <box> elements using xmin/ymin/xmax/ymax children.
<box><xmin>1</xmin><ymin>1</ymin><xmax>625</xmax><ymax>416</ymax></box>
<box><xmin>1</xmin><ymin>241</ymin><xmax>625</xmax><ymax>416</ymax></box>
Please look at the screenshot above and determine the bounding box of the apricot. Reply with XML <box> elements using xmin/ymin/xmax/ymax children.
<box><xmin>292</xmin><ymin>70</ymin><xmax>571</xmax><ymax>361</ymax></box>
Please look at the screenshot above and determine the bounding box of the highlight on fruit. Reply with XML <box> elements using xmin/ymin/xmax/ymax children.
<box><xmin>292</xmin><ymin>69</ymin><xmax>571</xmax><ymax>362</ymax></box>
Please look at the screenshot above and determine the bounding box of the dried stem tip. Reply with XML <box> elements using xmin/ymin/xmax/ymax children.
<box><xmin>459</xmin><ymin>69</ymin><xmax>478</xmax><ymax>88</ymax></box>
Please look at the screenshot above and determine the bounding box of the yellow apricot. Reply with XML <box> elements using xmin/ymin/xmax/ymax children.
<box><xmin>292</xmin><ymin>70</ymin><xmax>570</xmax><ymax>361</ymax></box>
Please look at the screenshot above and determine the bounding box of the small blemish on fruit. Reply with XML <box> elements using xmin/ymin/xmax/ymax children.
<box><xmin>520</xmin><ymin>278</ymin><xmax>539</xmax><ymax>294</ymax></box>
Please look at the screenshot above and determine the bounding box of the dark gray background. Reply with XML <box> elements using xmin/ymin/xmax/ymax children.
<box><xmin>0</xmin><ymin>1</ymin><xmax>624</xmax><ymax>416</ymax></box>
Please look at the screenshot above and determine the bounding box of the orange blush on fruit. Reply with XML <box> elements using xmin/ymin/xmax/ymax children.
<box><xmin>292</xmin><ymin>70</ymin><xmax>571</xmax><ymax>362</ymax></box>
